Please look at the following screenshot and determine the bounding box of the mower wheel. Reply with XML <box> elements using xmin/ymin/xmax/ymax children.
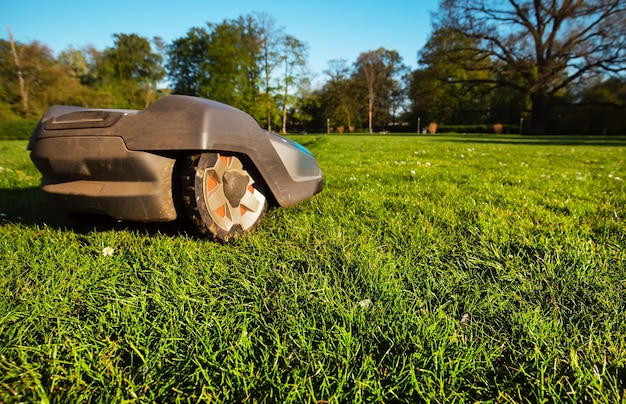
<box><xmin>182</xmin><ymin>153</ymin><xmax>268</xmax><ymax>241</ymax></box>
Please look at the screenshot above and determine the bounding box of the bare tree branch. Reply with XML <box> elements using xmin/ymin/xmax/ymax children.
<box><xmin>7</xmin><ymin>25</ymin><xmax>28</xmax><ymax>117</ymax></box>
<box><xmin>433</xmin><ymin>0</ymin><xmax>626</xmax><ymax>133</ymax></box>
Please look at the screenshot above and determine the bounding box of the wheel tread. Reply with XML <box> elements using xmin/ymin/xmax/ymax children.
<box><xmin>180</xmin><ymin>153</ymin><xmax>267</xmax><ymax>241</ymax></box>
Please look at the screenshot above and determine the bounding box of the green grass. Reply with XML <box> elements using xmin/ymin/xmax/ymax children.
<box><xmin>1</xmin><ymin>134</ymin><xmax>625</xmax><ymax>402</ymax></box>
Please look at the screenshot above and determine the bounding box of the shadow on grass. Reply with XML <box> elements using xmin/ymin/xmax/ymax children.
<box><xmin>428</xmin><ymin>134</ymin><xmax>626</xmax><ymax>147</ymax></box>
<box><xmin>321</xmin><ymin>133</ymin><xmax>626</xmax><ymax>146</ymax></box>
<box><xmin>0</xmin><ymin>186</ymin><xmax>192</xmax><ymax>238</ymax></box>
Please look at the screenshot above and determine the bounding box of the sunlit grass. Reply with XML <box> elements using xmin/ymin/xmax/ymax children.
<box><xmin>1</xmin><ymin>134</ymin><xmax>625</xmax><ymax>402</ymax></box>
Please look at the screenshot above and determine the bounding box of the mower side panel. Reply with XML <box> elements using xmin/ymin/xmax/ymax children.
<box><xmin>29</xmin><ymin>95</ymin><xmax>323</xmax><ymax>212</ymax></box>
<box><xmin>115</xmin><ymin>95</ymin><xmax>322</xmax><ymax>207</ymax></box>
<box><xmin>30</xmin><ymin>136</ymin><xmax>177</xmax><ymax>221</ymax></box>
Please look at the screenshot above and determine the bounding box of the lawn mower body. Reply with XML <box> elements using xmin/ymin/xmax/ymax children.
<box><xmin>28</xmin><ymin>95</ymin><xmax>323</xmax><ymax>239</ymax></box>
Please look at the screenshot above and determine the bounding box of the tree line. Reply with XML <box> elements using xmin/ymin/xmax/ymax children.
<box><xmin>2</xmin><ymin>1</ymin><xmax>626</xmax><ymax>136</ymax></box>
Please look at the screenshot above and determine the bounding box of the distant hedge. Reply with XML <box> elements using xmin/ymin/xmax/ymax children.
<box><xmin>382</xmin><ymin>124</ymin><xmax>523</xmax><ymax>135</ymax></box>
<box><xmin>0</xmin><ymin>119</ymin><xmax>39</xmax><ymax>140</ymax></box>
<box><xmin>436</xmin><ymin>124</ymin><xmax>521</xmax><ymax>134</ymax></box>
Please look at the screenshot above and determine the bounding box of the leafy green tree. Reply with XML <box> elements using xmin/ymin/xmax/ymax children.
<box><xmin>96</xmin><ymin>33</ymin><xmax>165</xmax><ymax>108</ymax></box>
<box><xmin>57</xmin><ymin>46</ymin><xmax>89</xmax><ymax>83</ymax></box>
<box><xmin>56</xmin><ymin>45</ymin><xmax>119</xmax><ymax>108</ymax></box>
<box><xmin>407</xmin><ymin>28</ymin><xmax>494</xmax><ymax>127</ymax></box>
<box><xmin>0</xmin><ymin>38</ymin><xmax>21</xmax><ymax>117</ymax></box>
<box><xmin>321</xmin><ymin>59</ymin><xmax>363</xmax><ymax>130</ymax></box>
<box><xmin>353</xmin><ymin>48</ymin><xmax>407</xmax><ymax>133</ymax></box>
<box><xmin>167</xmin><ymin>16</ymin><xmax>263</xmax><ymax>121</ymax></box>
<box><xmin>322</xmin><ymin>59</ymin><xmax>361</xmax><ymax>132</ymax></box>
<box><xmin>278</xmin><ymin>35</ymin><xmax>308</xmax><ymax>133</ymax></box>
<box><xmin>76</xmin><ymin>45</ymin><xmax>105</xmax><ymax>88</ymax></box>
<box><xmin>434</xmin><ymin>0</ymin><xmax>626</xmax><ymax>134</ymax></box>
<box><xmin>167</xmin><ymin>14</ymin><xmax>313</xmax><ymax>129</ymax></box>
<box><xmin>255</xmin><ymin>12</ymin><xmax>284</xmax><ymax>131</ymax></box>
<box><xmin>287</xmin><ymin>76</ymin><xmax>316</xmax><ymax>132</ymax></box>
<box><xmin>0</xmin><ymin>39</ymin><xmax>90</xmax><ymax>118</ymax></box>
<box><xmin>297</xmin><ymin>86</ymin><xmax>324</xmax><ymax>133</ymax></box>
<box><xmin>206</xmin><ymin>16</ymin><xmax>262</xmax><ymax>118</ymax></box>
<box><xmin>167</xmin><ymin>27</ymin><xmax>211</xmax><ymax>96</ymax></box>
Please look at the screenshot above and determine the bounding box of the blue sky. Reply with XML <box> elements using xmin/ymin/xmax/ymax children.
<box><xmin>3</xmin><ymin>0</ymin><xmax>439</xmax><ymax>81</ymax></box>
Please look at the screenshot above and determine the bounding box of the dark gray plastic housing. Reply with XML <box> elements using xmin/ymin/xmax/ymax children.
<box><xmin>28</xmin><ymin>95</ymin><xmax>323</xmax><ymax>222</ymax></box>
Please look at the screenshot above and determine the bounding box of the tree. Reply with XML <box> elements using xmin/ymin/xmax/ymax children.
<box><xmin>287</xmin><ymin>76</ymin><xmax>316</xmax><ymax>132</ymax></box>
<box><xmin>97</xmin><ymin>33</ymin><xmax>165</xmax><ymax>108</ymax></box>
<box><xmin>255</xmin><ymin>12</ymin><xmax>283</xmax><ymax>131</ymax></box>
<box><xmin>298</xmin><ymin>86</ymin><xmax>325</xmax><ymax>133</ymax></box>
<box><xmin>167</xmin><ymin>16</ymin><xmax>263</xmax><ymax>120</ymax></box>
<box><xmin>0</xmin><ymin>37</ymin><xmax>91</xmax><ymax>117</ymax></box>
<box><xmin>558</xmin><ymin>76</ymin><xmax>626</xmax><ymax>134</ymax></box>
<box><xmin>278</xmin><ymin>35</ymin><xmax>308</xmax><ymax>133</ymax></box>
<box><xmin>353</xmin><ymin>48</ymin><xmax>407</xmax><ymax>133</ymax></box>
<box><xmin>323</xmin><ymin>59</ymin><xmax>361</xmax><ymax>131</ymax></box>
<box><xmin>57</xmin><ymin>45</ymin><xmax>89</xmax><ymax>82</ymax></box>
<box><xmin>6</xmin><ymin>26</ymin><xmax>27</xmax><ymax>117</ymax></box>
<box><xmin>167</xmin><ymin>27</ymin><xmax>211</xmax><ymax>96</ymax></box>
<box><xmin>435</xmin><ymin>0</ymin><xmax>626</xmax><ymax>134</ymax></box>
<box><xmin>167</xmin><ymin>14</ymin><xmax>311</xmax><ymax>127</ymax></box>
<box><xmin>207</xmin><ymin>16</ymin><xmax>262</xmax><ymax>118</ymax></box>
<box><xmin>407</xmin><ymin>28</ymin><xmax>495</xmax><ymax>127</ymax></box>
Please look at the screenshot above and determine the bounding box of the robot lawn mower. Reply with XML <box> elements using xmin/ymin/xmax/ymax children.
<box><xmin>28</xmin><ymin>95</ymin><xmax>323</xmax><ymax>241</ymax></box>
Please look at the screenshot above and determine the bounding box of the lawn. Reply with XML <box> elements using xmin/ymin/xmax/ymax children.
<box><xmin>1</xmin><ymin>134</ymin><xmax>625</xmax><ymax>402</ymax></box>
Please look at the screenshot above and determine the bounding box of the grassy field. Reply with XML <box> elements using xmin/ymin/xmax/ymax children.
<box><xmin>1</xmin><ymin>134</ymin><xmax>625</xmax><ymax>402</ymax></box>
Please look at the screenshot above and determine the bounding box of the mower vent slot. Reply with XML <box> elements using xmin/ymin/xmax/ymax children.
<box><xmin>44</xmin><ymin>110</ymin><xmax>125</xmax><ymax>130</ymax></box>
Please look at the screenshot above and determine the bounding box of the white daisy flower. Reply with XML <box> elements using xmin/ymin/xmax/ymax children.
<box><xmin>358</xmin><ymin>298</ymin><xmax>372</xmax><ymax>309</ymax></box>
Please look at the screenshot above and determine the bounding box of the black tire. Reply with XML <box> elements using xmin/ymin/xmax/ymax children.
<box><xmin>182</xmin><ymin>153</ymin><xmax>268</xmax><ymax>241</ymax></box>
